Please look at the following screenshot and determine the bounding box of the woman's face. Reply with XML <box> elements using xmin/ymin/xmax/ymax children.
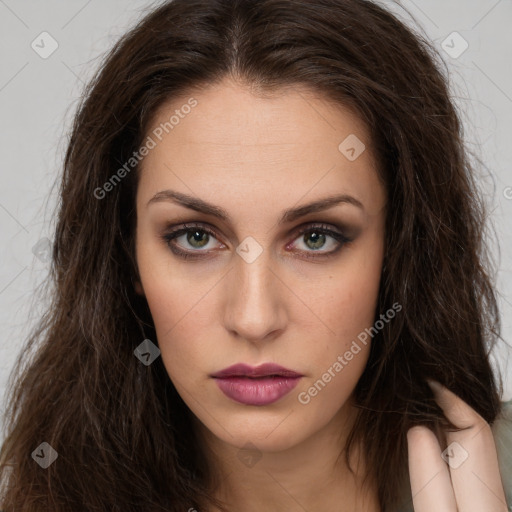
<box><xmin>134</xmin><ymin>78</ymin><xmax>387</xmax><ymax>453</ymax></box>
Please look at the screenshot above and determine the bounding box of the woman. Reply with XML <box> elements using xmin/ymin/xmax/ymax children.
<box><xmin>1</xmin><ymin>0</ymin><xmax>511</xmax><ymax>510</ymax></box>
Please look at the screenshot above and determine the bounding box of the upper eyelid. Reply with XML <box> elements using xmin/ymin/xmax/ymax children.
<box><xmin>166</xmin><ymin>220</ymin><xmax>345</xmax><ymax>236</ymax></box>
<box><xmin>165</xmin><ymin>221</ymin><xmax>347</xmax><ymax>247</ymax></box>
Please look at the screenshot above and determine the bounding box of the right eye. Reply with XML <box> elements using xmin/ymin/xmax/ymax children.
<box><xmin>161</xmin><ymin>223</ymin><xmax>226</xmax><ymax>260</ymax></box>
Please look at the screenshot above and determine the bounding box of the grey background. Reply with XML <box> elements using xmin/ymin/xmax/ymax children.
<box><xmin>1</xmin><ymin>1</ymin><xmax>511</xmax><ymax>442</ymax></box>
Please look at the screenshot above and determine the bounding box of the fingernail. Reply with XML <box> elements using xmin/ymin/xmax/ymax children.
<box><xmin>426</xmin><ymin>379</ymin><xmax>442</xmax><ymax>392</ymax></box>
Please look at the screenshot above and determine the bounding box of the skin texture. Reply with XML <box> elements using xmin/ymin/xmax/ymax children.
<box><xmin>134</xmin><ymin>77</ymin><xmax>386</xmax><ymax>511</ymax></box>
<box><xmin>133</xmin><ymin>78</ymin><xmax>508</xmax><ymax>511</ymax></box>
<box><xmin>408</xmin><ymin>381</ymin><xmax>508</xmax><ymax>512</ymax></box>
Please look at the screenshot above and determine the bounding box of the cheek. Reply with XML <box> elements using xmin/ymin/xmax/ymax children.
<box><xmin>143</xmin><ymin>286</ymin><xmax>213</xmax><ymax>399</ymax></box>
<box><xmin>298</xmin><ymin>351</ymin><xmax>368</xmax><ymax>421</ymax></box>
<box><xmin>135</xmin><ymin>242</ymin><xmax>211</xmax><ymax>380</ymax></box>
<box><xmin>296</xmin><ymin>269</ymin><xmax>378</xmax><ymax>420</ymax></box>
<box><xmin>297</xmin><ymin>230</ymin><xmax>384</xmax><ymax>409</ymax></box>
<box><xmin>141</xmin><ymin>282</ymin><xmax>209</xmax><ymax>360</ymax></box>
<box><xmin>318</xmin><ymin>237</ymin><xmax>384</xmax><ymax>343</ymax></box>
<box><xmin>135</xmin><ymin>232</ymin><xmax>213</xmax><ymax>333</ymax></box>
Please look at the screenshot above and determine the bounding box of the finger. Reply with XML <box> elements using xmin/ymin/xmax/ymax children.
<box><xmin>407</xmin><ymin>425</ymin><xmax>457</xmax><ymax>512</ymax></box>
<box><xmin>427</xmin><ymin>380</ymin><xmax>508</xmax><ymax>512</ymax></box>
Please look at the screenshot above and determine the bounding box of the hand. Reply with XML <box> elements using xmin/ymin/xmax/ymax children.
<box><xmin>407</xmin><ymin>380</ymin><xmax>508</xmax><ymax>512</ymax></box>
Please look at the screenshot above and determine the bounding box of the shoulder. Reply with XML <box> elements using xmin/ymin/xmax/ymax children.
<box><xmin>492</xmin><ymin>399</ymin><xmax>512</xmax><ymax>510</ymax></box>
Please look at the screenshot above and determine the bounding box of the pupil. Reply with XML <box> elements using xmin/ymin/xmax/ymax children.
<box><xmin>188</xmin><ymin>230</ymin><xmax>208</xmax><ymax>248</ymax></box>
<box><xmin>306</xmin><ymin>231</ymin><xmax>325</xmax><ymax>250</ymax></box>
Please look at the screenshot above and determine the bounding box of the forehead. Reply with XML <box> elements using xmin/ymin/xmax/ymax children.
<box><xmin>137</xmin><ymin>78</ymin><xmax>385</xmax><ymax>217</ymax></box>
<box><xmin>145</xmin><ymin>79</ymin><xmax>373</xmax><ymax>151</ymax></box>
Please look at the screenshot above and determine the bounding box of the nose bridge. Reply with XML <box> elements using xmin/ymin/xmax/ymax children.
<box><xmin>235</xmin><ymin>247</ymin><xmax>274</xmax><ymax>302</ymax></box>
<box><xmin>223</xmin><ymin>242</ymin><xmax>285</xmax><ymax>341</ymax></box>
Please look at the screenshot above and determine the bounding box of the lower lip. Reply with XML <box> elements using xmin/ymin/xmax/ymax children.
<box><xmin>213</xmin><ymin>376</ymin><xmax>302</xmax><ymax>406</ymax></box>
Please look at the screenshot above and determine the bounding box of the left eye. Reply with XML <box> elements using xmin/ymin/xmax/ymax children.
<box><xmin>291</xmin><ymin>227</ymin><xmax>346</xmax><ymax>252</ymax></box>
<box><xmin>161</xmin><ymin>223</ymin><xmax>351</xmax><ymax>260</ymax></box>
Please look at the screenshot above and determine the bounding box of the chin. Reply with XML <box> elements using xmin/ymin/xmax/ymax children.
<box><xmin>198</xmin><ymin>405</ymin><xmax>321</xmax><ymax>454</ymax></box>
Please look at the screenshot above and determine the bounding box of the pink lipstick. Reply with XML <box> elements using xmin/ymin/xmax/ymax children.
<box><xmin>211</xmin><ymin>363</ymin><xmax>302</xmax><ymax>406</ymax></box>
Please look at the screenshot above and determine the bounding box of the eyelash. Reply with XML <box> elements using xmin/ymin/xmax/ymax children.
<box><xmin>160</xmin><ymin>222</ymin><xmax>352</xmax><ymax>261</ymax></box>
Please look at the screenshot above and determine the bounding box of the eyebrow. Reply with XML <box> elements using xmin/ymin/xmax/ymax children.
<box><xmin>146</xmin><ymin>189</ymin><xmax>364</xmax><ymax>224</ymax></box>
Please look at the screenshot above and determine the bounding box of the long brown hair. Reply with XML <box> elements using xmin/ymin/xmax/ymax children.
<box><xmin>0</xmin><ymin>0</ymin><xmax>504</xmax><ymax>510</ymax></box>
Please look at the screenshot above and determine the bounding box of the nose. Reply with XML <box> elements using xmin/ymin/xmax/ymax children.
<box><xmin>222</xmin><ymin>247</ymin><xmax>287</xmax><ymax>343</ymax></box>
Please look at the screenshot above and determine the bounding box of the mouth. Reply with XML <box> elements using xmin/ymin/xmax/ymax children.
<box><xmin>211</xmin><ymin>363</ymin><xmax>303</xmax><ymax>406</ymax></box>
<box><xmin>210</xmin><ymin>363</ymin><xmax>302</xmax><ymax>379</ymax></box>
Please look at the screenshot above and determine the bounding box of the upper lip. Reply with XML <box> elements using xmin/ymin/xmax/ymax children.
<box><xmin>211</xmin><ymin>363</ymin><xmax>302</xmax><ymax>378</ymax></box>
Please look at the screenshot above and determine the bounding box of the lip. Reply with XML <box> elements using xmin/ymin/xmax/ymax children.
<box><xmin>211</xmin><ymin>363</ymin><xmax>302</xmax><ymax>379</ymax></box>
<box><xmin>211</xmin><ymin>363</ymin><xmax>303</xmax><ymax>406</ymax></box>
